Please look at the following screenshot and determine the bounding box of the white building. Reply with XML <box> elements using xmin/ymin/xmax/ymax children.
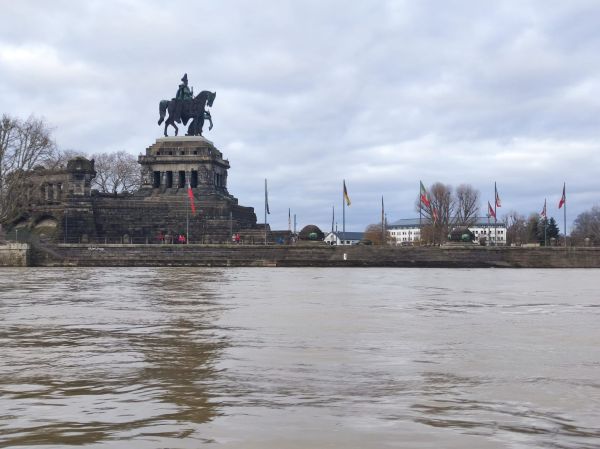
<box><xmin>324</xmin><ymin>231</ymin><xmax>364</xmax><ymax>245</ymax></box>
<box><xmin>388</xmin><ymin>217</ymin><xmax>507</xmax><ymax>245</ymax></box>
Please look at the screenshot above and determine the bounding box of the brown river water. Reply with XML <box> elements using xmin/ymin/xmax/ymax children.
<box><xmin>0</xmin><ymin>267</ymin><xmax>599</xmax><ymax>449</ymax></box>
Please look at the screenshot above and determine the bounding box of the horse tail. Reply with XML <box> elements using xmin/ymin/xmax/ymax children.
<box><xmin>158</xmin><ymin>100</ymin><xmax>168</xmax><ymax>125</ymax></box>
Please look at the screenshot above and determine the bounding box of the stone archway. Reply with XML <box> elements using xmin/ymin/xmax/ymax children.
<box><xmin>32</xmin><ymin>216</ymin><xmax>59</xmax><ymax>239</ymax></box>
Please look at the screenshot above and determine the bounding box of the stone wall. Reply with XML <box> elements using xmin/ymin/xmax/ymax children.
<box><xmin>89</xmin><ymin>195</ymin><xmax>256</xmax><ymax>244</ymax></box>
<box><xmin>0</xmin><ymin>243</ymin><xmax>30</xmax><ymax>267</ymax></box>
<box><xmin>30</xmin><ymin>244</ymin><xmax>600</xmax><ymax>268</ymax></box>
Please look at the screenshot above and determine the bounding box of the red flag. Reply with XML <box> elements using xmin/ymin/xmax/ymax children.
<box><xmin>558</xmin><ymin>183</ymin><xmax>566</xmax><ymax>209</ymax></box>
<box><xmin>420</xmin><ymin>181</ymin><xmax>431</xmax><ymax>208</ymax></box>
<box><xmin>488</xmin><ymin>201</ymin><xmax>496</xmax><ymax>219</ymax></box>
<box><xmin>540</xmin><ymin>199</ymin><xmax>547</xmax><ymax>219</ymax></box>
<box><xmin>187</xmin><ymin>179</ymin><xmax>196</xmax><ymax>214</ymax></box>
<box><xmin>495</xmin><ymin>182</ymin><xmax>501</xmax><ymax>208</ymax></box>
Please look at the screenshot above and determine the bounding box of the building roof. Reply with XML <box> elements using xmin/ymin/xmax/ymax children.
<box><xmin>388</xmin><ymin>217</ymin><xmax>506</xmax><ymax>228</ymax></box>
<box><xmin>326</xmin><ymin>231</ymin><xmax>364</xmax><ymax>240</ymax></box>
<box><xmin>389</xmin><ymin>218</ymin><xmax>426</xmax><ymax>227</ymax></box>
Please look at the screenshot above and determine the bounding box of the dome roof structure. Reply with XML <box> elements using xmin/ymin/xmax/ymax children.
<box><xmin>298</xmin><ymin>224</ymin><xmax>324</xmax><ymax>241</ymax></box>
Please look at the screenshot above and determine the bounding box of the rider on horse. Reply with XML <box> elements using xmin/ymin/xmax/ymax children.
<box><xmin>158</xmin><ymin>73</ymin><xmax>216</xmax><ymax>137</ymax></box>
<box><xmin>174</xmin><ymin>73</ymin><xmax>193</xmax><ymax>123</ymax></box>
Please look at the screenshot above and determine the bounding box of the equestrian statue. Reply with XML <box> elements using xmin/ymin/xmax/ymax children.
<box><xmin>158</xmin><ymin>73</ymin><xmax>216</xmax><ymax>137</ymax></box>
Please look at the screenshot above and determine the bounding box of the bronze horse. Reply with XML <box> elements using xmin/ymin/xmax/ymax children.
<box><xmin>158</xmin><ymin>91</ymin><xmax>216</xmax><ymax>137</ymax></box>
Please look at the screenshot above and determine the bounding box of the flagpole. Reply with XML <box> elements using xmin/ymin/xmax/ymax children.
<box><xmin>446</xmin><ymin>202</ymin><xmax>449</xmax><ymax>244</ymax></box>
<box><xmin>331</xmin><ymin>205</ymin><xmax>334</xmax><ymax>235</ymax></box>
<box><xmin>487</xmin><ymin>211</ymin><xmax>490</xmax><ymax>246</ymax></box>
<box><xmin>381</xmin><ymin>196</ymin><xmax>384</xmax><ymax>245</ymax></box>
<box><xmin>264</xmin><ymin>178</ymin><xmax>267</xmax><ymax>245</ymax></box>
<box><xmin>186</xmin><ymin>176</ymin><xmax>196</xmax><ymax>243</ymax></box>
<box><xmin>564</xmin><ymin>183</ymin><xmax>567</xmax><ymax>248</ymax></box>
<box><xmin>494</xmin><ymin>182</ymin><xmax>498</xmax><ymax>246</ymax></box>
<box><xmin>342</xmin><ymin>180</ymin><xmax>345</xmax><ymax>244</ymax></box>
<box><xmin>419</xmin><ymin>181</ymin><xmax>422</xmax><ymax>246</ymax></box>
<box><xmin>381</xmin><ymin>196</ymin><xmax>386</xmax><ymax>245</ymax></box>
<box><xmin>544</xmin><ymin>199</ymin><xmax>547</xmax><ymax>247</ymax></box>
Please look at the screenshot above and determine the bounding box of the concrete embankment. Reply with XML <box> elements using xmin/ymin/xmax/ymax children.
<box><xmin>0</xmin><ymin>243</ymin><xmax>30</xmax><ymax>267</ymax></box>
<box><xmin>26</xmin><ymin>243</ymin><xmax>600</xmax><ymax>268</ymax></box>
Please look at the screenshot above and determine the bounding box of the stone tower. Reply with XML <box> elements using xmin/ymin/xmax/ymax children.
<box><xmin>66</xmin><ymin>157</ymin><xmax>96</xmax><ymax>197</ymax></box>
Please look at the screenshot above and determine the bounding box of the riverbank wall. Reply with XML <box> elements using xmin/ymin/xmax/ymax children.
<box><xmin>23</xmin><ymin>243</ymin><xmax>600</xmax><ymax>268</ymax></box>
<box><xmin>0</xmin><ymin>243</ymin><xmax>30</xmax><ymax>267</ymax></box>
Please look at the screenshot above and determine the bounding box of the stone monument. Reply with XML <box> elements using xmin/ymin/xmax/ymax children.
<box><xmin>6</xmin><ymin>74</ymin><xmax>259</xmax><ymax>244</ymax></box>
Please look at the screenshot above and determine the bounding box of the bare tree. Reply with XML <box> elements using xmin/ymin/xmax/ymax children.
<box><xmin>91</xmin><ymin>150</ymin><xmax>141</xmax><ymax>194</ymax></box>
<box><xmin>571</xmin><ymin>206</ymin><xmax>600</xmax><ymax>246</ymax></box>
<box><xmin>414</xmin><ymin>182</ymin><xmax>455</xmax><ymax>244</ymax></box>
<box><xmin>46</xmin><ymin>148</ymin><xmax>85</xmax><ymax>169</ymax></box>
<box><xmin>364</xmin><ymin>222</ymin><xmax>394</xmax><ymax>245</ymax></box>
<box><xmin>454</xmin><ymin>184</ymin><xmax>480</xmax><ymax>226</ymax></box>
<box><xmin>502</xmin><ymin>210</ymin><xmax>527</xmax><ymax>245</ymax></box>
<box><xmin>0</xmin><ymin>114</ymin><xmax>57</xmax><ymax>223</ymax></box>
<box><xmin>429</xmin><ymin>182</ymin><xmax>454</xmax><ymax>243</ymax></box>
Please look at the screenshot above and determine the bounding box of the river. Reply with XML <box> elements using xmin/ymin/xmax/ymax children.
<box><xmin>0</xmin><ymin>268</ymin><xmax>599</xmax><ymax>448</ymax></box>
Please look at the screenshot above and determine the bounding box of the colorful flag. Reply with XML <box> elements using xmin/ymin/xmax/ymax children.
<box><xmin>488</xmin><ymin>201</ymin><xmax>496</xmax><ymax>219</ymax></box>
<box><xmin>495</xmin><ymin>182</ymin><xmax>501</xmax><ymax>208</ymax></box>
<box><xmin>540</xmin><ymin>198</ymin><xmax>547</xmax><ymax>219</ymax></box>
<box><xmin>558</xmin><ymin>183</ymin><xmax>566</xmax><ymax>209</ymax></box>
<box><xmin>265</xmin><ymin>179</ymin><xmax>270</xmax><ymax>214</ymax></box>
<box><xmin>420</xmin><ymin>181</ymin><xmax>431</xmax><ymax>208</ymax></box>
<box><xmin>187</xmin><ymin>179</ymin><xmax>196</xmax><ymax>214</ymax></box>
<box><xmin>343</xmin><ymin>180</ymin><xmax>351</xmax><ymax>206</ymax></box>
<box><xmin>432</xmin><ymin>206</ymin><xmax>438</xmax><ymax>223</ymax></box>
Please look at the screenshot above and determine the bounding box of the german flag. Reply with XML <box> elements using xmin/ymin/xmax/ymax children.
<box><xmin>343</xmin><ymin>180</ymin><xmax>351</xmax><ymax>206</ymax></box>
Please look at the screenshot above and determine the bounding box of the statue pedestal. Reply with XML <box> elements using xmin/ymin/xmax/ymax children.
<box><xmin>125</xmin><ymin>136</ymin><xmax>257</xmax><ymax>242</ymax></box>
<box><xmin>138</xmin><ymin>136</ymin><xmax>230</xmax><ymax>195</ymax></box>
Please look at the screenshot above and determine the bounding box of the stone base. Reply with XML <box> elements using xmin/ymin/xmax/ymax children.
<box><xmin>10</xmin><ymin>136</ymin><xmax>259</xmax><ymax>245</ymax></box>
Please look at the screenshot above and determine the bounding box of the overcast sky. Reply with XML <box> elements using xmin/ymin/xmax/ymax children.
<box><xmin>2</xmin><ymin>0</ymin><xmax>600</xmax><ymax>232</ymax></box>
